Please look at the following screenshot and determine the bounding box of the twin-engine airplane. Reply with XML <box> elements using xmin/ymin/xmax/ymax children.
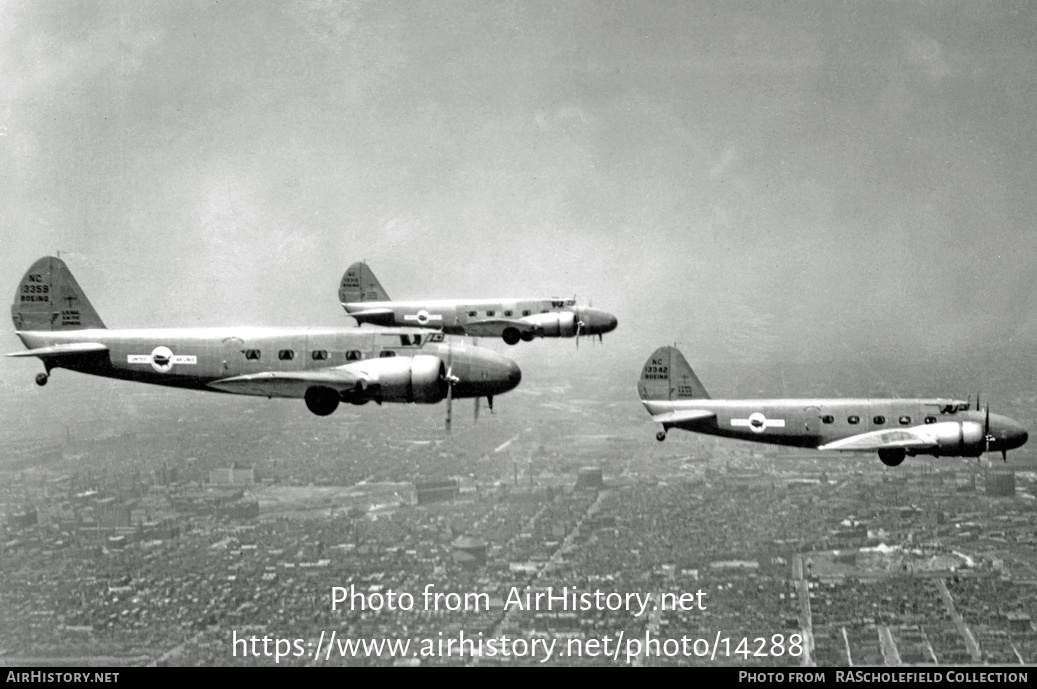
<box><xmin>338</xmin><ymin>262</ymin><xmax>618</xmax><ymax>346</ymax></box>
<box><xmin>639</xmin><ymin>346</ymin><xmax>1028</xmax><ymax>466</ymax></box>
<box><xmin>9</xmin><ymin>257</ymin><xmax>521</xmax><ymax>427</ymax></box>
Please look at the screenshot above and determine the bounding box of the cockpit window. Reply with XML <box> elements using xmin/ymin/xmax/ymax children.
<box><xmin>565</xmin><ymin>299</ymin><xmax>575</xmax><ymax>306</ymax></box>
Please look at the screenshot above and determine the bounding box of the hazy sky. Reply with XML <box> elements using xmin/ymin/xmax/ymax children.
<box><xmin>3</xmin><ymin>1</ymin><xmax>1037</xmax><ymax>391</ymax></box>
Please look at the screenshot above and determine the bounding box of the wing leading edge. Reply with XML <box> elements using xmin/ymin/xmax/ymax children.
<box><xmin>817</xmin><ymin>427</ymin><xmax>939</xmax><ymax>452</ymax></box>
<box><xmin>208</xmin><ymin>367</ymin><xmax>364</xmax><ymax>398</ymax></box>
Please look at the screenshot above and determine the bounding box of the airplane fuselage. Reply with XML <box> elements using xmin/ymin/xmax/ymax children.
<box><xmin>342</xmin><ymin>298</ymin><xmax>618</xmax><ymax>342</ymax></box>
<box><xmin>644</xmin><ymin>398</ymin><xmax>1027</xmax><ymax>457</ymax></box>
<box><xmin>16</xmin><ymin>327</ymin><xmax>519</xmax><ymax>401</ymax></box>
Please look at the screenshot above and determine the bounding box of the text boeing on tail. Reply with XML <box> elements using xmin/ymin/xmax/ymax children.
<box><xmin>638</xmin><ymin>345</ymin><xmax>1027</xmax><ymax>467</ymax></box>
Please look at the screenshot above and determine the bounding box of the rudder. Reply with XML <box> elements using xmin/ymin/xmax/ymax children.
<box><xmin>638</xmin><ymin>346</ymin><xmax>710</xmax><ymax>401</ymax></box>
<box><xmin>11</xmin><ymin>256</ymin><xmax>106</xmax><ymax>331</ymax></box>
<box><xmin>338</xmin><ymin>262</ymin><xmax>391</xmax><ymax>303</ymax></box>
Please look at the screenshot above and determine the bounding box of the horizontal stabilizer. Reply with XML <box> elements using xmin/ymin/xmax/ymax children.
<box><xmin>462</xmin><ymin>319</ymin><xmax>534</xmax><ymax>338</ymax></box>
<box><xmin>651</xmin><ymin>409</ymin><xmax>716</xmax><ymax>427</ymax></box>
<box><xmin>208</xmin><ymin>368</ymin><xmax>363</xmax><ymax>398</ymax></box>
<box><xmin>818</xmin><ymin>428</ymin><xmax>938</xmax><ymax>452</ymax></box>
<box><xmin>7</xmin><ymin>342</ymin><xmax>109</xmax><ymax>359</ymax></box>
<box><xmin>344</xmin><ymin>307</ymin><xmax>396</xmax><ymax>326</ymax></box>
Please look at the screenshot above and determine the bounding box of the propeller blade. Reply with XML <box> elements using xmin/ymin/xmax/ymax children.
<box><xmin>488</xmin><ymin>395</ymin><xmax>494</xmax><ymax>414</ymax></box>
<box><xmin>474</xmin><ymin>397</ymin><xmax>480</xmax><ymax>423</ymax></box>
<box><xmin>445</xmin><ymin>373</ymin><xmax>453</xmax><ymax>433</ymax></box>
<box><xmin>444</xmin><ymin>347</ymin><xmax>458</xmax><ymax>434</ymax></box>
<box><xmin>575</xmin><ymin>320</ymin><xmax>583</xmax><ymax>349</ymax></box>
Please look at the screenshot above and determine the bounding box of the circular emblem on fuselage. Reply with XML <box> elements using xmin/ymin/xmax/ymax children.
<box><xmin>748</xmin><ymin>412</ymin><xmax>767</xmax><ymax>433</ymax></box>
<box><xmin>416</xmin><ymin>309</ymin><xmax>431</xmax><ymax>325</ymax></box>
<box><xmin>151</xmin><ymin>346</ymin><xmax>173</xmax><ymax>373</ymax></box>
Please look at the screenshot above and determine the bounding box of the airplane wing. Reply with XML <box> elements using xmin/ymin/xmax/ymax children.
<box><xmin>651</xmin><ymin>409</ymin><xmax>716</xmax><ymax>427</ymax></box>
<box><xmin>6</xmin><ymin>343</ymin><xmax>109</xmax><ymax>359</ymax></box>
<box><xmin>208</xmin><ymin>367</ymin><xmax>365</xmax><ymax>398</ymax></box>
<box><xmin>461</xmin><ymin>319</ymin><xmax>537</xmax><ymax>338</ymax></box>
<box><xmin>817</xmin><ymin>428</ymin><xmax>939</xmax><ymax>452</ymax></box>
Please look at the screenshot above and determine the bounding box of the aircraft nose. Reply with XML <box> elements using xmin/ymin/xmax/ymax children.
<box><xmin>504</xmin><ymin>358</ymin><xmax>522</xmax><ymax>392</ymax></box>
<box><xmin>990</xmin><ymin>415</ymin><xmax>1029</xmax><ymax>451</ymax></box>
<box><xmin>583</xmin><ymin>308</ymin><xmax>618</xmax><ymax>334</ymax></box>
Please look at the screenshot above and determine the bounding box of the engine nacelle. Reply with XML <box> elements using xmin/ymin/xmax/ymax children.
<box><xmin>524</xmin><ymin>311</ymin><xmax>577</xmax><ymax>337</ymax></box>
<box><xmin>928</xmin><ymin>420</ymin><xmax>986</xmax><ymax>457</ymax></box>
<box><xmin>350</xmin><ymin>354</ymin><xmax>446</xmax><ymax>404</ymax></box>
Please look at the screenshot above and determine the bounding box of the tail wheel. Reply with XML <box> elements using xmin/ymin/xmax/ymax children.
<box><xmin>502</xmin><ymin>328</ymin><xmax>521</xmax><ymax>345</ymax></box>
<box><xmin>656</xmin><ymin>431</ymin><xmax>667</xmax><ymax>442</ymax></box>
<box><xmin>35</xmin><ymin>373</ymin><xmax>48</xmax><ymax>387</ymax></box>
<box><xmin>304</xmin><ymin>386</ymin><xmax>340</xmax><ymax>416</ymax></box>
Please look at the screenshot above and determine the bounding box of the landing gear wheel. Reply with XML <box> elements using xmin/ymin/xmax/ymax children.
<box><xmin>656</xmin><ymin>431</ymin><xmax>667</xmax><ymax>442</ymax></box>
<box><xmin>304</xmin><ymin>386</ymin><xmax>340</xmax><ymax>416</ymax></box>
<box><xmin>878</xmin><ymin>448</ymin><xmax>906</xmax><ymax>467</ymax></box>
<box><xmin>520</xmin><ymin>331</ymin><xmax>535</xmax><ymax>342</ymax></box>
<box><xmin>502</xmin><ymin>328</ymin><xmax>520</xmax><ymax>345</ymax></box>
<box><xmin>35</xmin><ymin>373</ymin><xmax>49</xmax><ymax>387</ymax></box>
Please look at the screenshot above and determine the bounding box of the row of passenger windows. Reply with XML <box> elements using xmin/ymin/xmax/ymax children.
<box><xmin>242</xmin><ymin>349</ymin><xmax>397</xmax><ymax>362</ymax></box>
<box><xmin>821</xmin><ymin>414</ymin><xmax>938</xmax><ymax>426</ymax></box>
<box><xmin>467</xmin><ymin>309</ymin><xmax>543</xmax><ymax>318</ymax></box>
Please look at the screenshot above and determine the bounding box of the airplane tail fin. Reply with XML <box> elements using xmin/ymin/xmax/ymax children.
<box><xmin>339</xmin><ymin>262</ymin><xmax>391</xmax><ymax>303</ymax></box>
<box><xmin>11</xmin><ymin>256</ymin><xmax>106</xmax><ymax>332</ymax></box>
<box><xmin>638</xmin><ymin>346</ymin><xmax>710</xmax><ymax>401</ymax></box>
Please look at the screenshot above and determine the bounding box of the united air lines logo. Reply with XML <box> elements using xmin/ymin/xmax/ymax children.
<box><xmin>128</xmin><ymin>346</ymin><xmax>197</xmax><ymax>373</ymax></box>
<box><xmin>404</xmin><ymin>309</ymin><xmax>443</xmax><ymax>326</ymax></box>
<box><xmin>731</xmin><ymin>412</ymin><xmax>786</xmax><ymax>434</ymax></box>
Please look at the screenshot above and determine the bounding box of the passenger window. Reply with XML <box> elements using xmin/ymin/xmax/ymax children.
<box><xmin>278</xmin><ymin>349</ymin><xmax>294</xmax><ymax>361</ymax></box>
<box><xmin>311</xmin><ymin>349</ymin><xmax>328</xmax><ymax>361</ymax></box>
<box><xmin>486</xmin><ymin>311</ymin><xmax>495</xmax><ymax>317</ymax></box>
<box><xmin>244</xmin><ymin>349</ymin><xmax>261</xmax><ymax>361</ymax></box>
<box><xmin>899</xmin><ymin>416</ymin><xmax>911</xmax><ymax>425</ymax></box>
<box><xmin>504</xmin><ymin>310</ymin><xmax>513</xmax><ymax>317</ymax></box>
<box><xmin>522</xmin><ymin>310</ymin><xmax>531</xmax><ymax>317</ymax></box>
<box><xmin>924</xmin><ymin>416</ymin><xmax>937</xmax><ymax>424</ymax></box>
<box><xmin>541</xmin><ymin>309</ymin><xmax>550</xmax><ymax>314</ymax></box>
<box><xmin>873</xmin><ymin>416</ymin><xmax>886</xmax><ymax>425</ymax></box>
<box><xmin>848</xmin><ymin>415</ymin><xmax>860</xmax><ymax>425</ymax></box>
<box><xmin>468</xmin><ymin>311</ymin><xmax>477</xmax><ymax>317</ymax></box>
<box><xmin>821</xmin><ymin>415</ymin><xmax>834</xmax><ymax>424</ymax></box>
<box><xmin>345</xmin><ymin>350</ymin><xmax>362</xmax><ymax>361</ymax></box>
<box><xmin>379</xmin><ymin>350</ymin><xmax>396</xmax><ymax>358</ymax></box>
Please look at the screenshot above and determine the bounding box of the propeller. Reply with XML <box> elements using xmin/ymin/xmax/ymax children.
<box><xmin>443</xmin><ymin>348</ymin><xmax>459</xmax><ymax>433</ymax></box>
<box><xmin>474</xmin><ymin>397</ymin><xmax>479</xmax><ymax>423</ymax></box>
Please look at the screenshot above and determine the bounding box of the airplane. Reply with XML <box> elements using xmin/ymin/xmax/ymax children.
<box><xmin>638</xmin><ymin>345</ymin><xmax>1028</xmax><ymax>467</ymax></box>
<box><xmin>9</xmin><ymin>256</ymin><xmax>521</xmax><ymax>429</ymax></box>
<box><xmin>338</xmin><ymin>262</ymin><xmax>618</xmax><ymax>346</ymax></box>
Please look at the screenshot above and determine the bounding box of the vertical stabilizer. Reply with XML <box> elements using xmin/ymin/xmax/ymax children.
<box><xmin>11</xmin><ymin>256</ymin><xmax>106</xmax><ymax>331</ymax></box>
<box><xmin>339</xmin><ymin>262</ymin><xmax>391</xmax><ymax>303</ymax></box>
<box><xmin>638</xmin><ymin>346</ymin><xmax>710</xmax><ymax>401</ymax></box>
